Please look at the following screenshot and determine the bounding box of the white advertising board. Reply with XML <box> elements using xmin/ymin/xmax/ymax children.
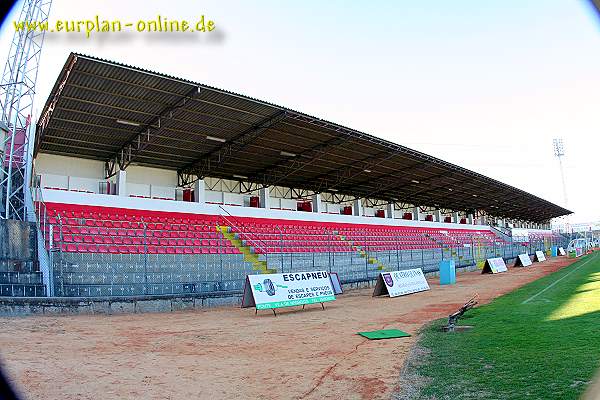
<box><xmin>241</xmin><ymin>271</ymin><xmax>335</xmax><ymax>310</ymax></box>
<box><xmin>482</xmin><ymin>257</ymin><xmax>508</xmax><ymax>274</ymax></box>
<box><xmin>535</xmin><ymin>251</ymin><xmax>547</xmax><ymax>262</ymax></box>
<box><xmin>329</xmin><ymin>272</ymin><xmax>343</xmax><ymax>295</ymax></box>
<box><xmin>373</xmin><ymin>268</ymin><xmax>430</xmax><ymax>298</ymax></box>
<box><xmin>515</xmin><ymin>253</ymin><xmax>532</xmax><ymax>267</ymax></box>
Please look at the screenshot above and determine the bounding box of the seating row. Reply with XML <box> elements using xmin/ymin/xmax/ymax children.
<box><xmin>44</xmin><ymin>202</ymin><xmax>505</xmax><ymax>255</ymax></box>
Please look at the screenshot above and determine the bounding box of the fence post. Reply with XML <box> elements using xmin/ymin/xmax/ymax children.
<box><xmin>280</xmin><ymin>229</ymin><xmax>284</xmax><ymax>273</ymax></box>
<box><xmin>328</xmin><ymin>229</ymin><xmax>332</xmax><ymax>273</ymax></box>
<box><xmin>364</xmin><ymin>230</ymin><xmax>368</xmax><ymax>280</ymax></box>
<box><xmin>42</xmin><ymin>203</ymin><xmax>47</xmax><ymax>243</ymax></box>
<box><xmin>219</xmin><ymin>225</ymin><xmax>223</xmax><ymax>290</ymax></box>
<box><xmin>396</xmin><ymin>235</ymin><xmax>400</xmax><ymax>271</ymax></box>
<box><xmin>143</xmin><ymin>219</ymin><xmax>148</xmax><ymax>295</ymax></box>
<box><xmin>58</xmin><ymin>217</ymin><xmax>64</xmax><ymax>296</ymax></box>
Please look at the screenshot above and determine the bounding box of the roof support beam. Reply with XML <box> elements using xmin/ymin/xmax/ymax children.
<box><xmin>104</xmin><ymin>85</ymin><xmax>201</xmax><ymax>178</ymax></box>
<box><xmin>178</xmin><ymin>110</ymin><xmax>288</xmax><ymax>186</ymax></box>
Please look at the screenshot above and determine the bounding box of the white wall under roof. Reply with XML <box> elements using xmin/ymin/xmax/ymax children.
<box><xmin>127</xmin><ymin>165</ymin><xmax>178</xmax><ymax>186</ymax></box>
<box><xmin>36</xmin><ymin>154</ymin><xmax>104</xmax><ymax>179</ymax></box>
<box><xmin>36</xmin><ymin>154</ymin><xmax>178</xmax><ymax>187</ymax></box>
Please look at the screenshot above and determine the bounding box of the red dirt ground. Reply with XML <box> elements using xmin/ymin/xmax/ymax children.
<box><xmin>0</xmin><ymin>257</ymin><xmax>578</xmax><ymax>400</ymax></box>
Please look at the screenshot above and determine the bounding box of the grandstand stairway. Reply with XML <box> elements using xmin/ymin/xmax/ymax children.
<box><xmin>0</xmin><ymin>261</ymin><xmax>45</xmax><ymax>297</ymax></box>
<box><xmin>218</xmin><ymin>226</ymin><xmax>275</xmax><ymax>274</ymax></box>
<box><xmin>0</xmin><ymin>219</ymin><xmax>46</xmax><ymax>297</ymax></box>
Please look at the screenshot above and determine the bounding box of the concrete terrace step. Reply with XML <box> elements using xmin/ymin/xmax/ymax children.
<box><xmin>219</xmin><ymin>226</ymin><xmax>275</xmax><ymax>274</ymax></box>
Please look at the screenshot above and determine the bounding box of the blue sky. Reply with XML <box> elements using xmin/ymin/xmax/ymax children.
<box><xmin>1</xmin><ymin>0</ymin><xmax>599</xmax><ymax>224</ymax></box>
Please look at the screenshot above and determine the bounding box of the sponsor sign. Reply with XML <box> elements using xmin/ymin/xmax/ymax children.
<box><xmin>373</xmin><ymin>268</ymin><xmax>430</xmax><ymax>298</ymax></box>
<box><xmin>482</xmin><ymin>257</ymin><xmax>508</xmax><ymax>274</ymax></box>
<box><xmin>329</xmin><ymin>272</ymin><xmax>343</xmax><ymax>295</ymax></box>
<box><xmin>534</xmin><ymin>251</ymin><xmax>547</xmax><ymax>262</ymax></box>
<box><xmin>558</xmin><ymin>247</ymin><xmax>566</xmax><ymax>256</ymax></box>
<box><xmin>241</xmin><ymin>271</ymin><xmax>335</xmax><ymax>310</ymax></box>
<box><xmin>514</xmin><ymin>253</ymin><xmax>532</xmax><ymax>267</ymax></box>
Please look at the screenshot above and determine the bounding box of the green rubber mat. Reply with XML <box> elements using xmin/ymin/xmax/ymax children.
<box><xmin>357</xmin><ymin>329</ymin><xmax>411</xmax><ymax>340</ymax></box>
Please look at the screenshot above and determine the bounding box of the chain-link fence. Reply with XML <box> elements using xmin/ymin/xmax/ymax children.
<box><xmin>44</xmin><ymin>213</ymin><xmax>569</xmax><ymax>298</ymax></box>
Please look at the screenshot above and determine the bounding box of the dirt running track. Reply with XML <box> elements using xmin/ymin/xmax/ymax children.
<box><xmin>0</xmin><ymin>257</ymin><xmax>578</xmax><ymax>400</ymax></box>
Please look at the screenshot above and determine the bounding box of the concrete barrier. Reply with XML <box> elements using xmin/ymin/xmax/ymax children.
<box><xmin>0</xmin><ymin>263</ymin><xmax>480</xmax><ymax>316</ymax></box>
<box><xmin>0</xmin><ymin>292</ymin><xmax>243</xmax><ymax>317</ymax></box>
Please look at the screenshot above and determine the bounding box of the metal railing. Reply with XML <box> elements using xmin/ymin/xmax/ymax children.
<box><xmin>32</xmin><ymin>180</ymin><xmax>48</xmax><ymax>240</ymax></box>
<box><xmin>217</xmin><ymin>206</ymin><xmax>272</xmax><ymax>254</ymax></box>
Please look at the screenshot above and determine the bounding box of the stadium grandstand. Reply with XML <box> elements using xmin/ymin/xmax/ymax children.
<box><xmin>2</xmin><ymin>52</ymin><xmax>571</xmax><ymax>298</ymax></box>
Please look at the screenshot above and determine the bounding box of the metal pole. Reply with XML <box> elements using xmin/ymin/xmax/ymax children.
<box><xmin>396</xmin><ymin>235</ymin><xmax>400</xmax><ymax>270</ymax></box>
<box><xmin>328</xmin><ymin>229</ymin><xmax>332</xmax><ymax>273</ymax></box>
<box><xmin>364</xmin><ymin>230</ymin><xmax>368</xmax><ymax>280</ymax></box>
<box><xmin>219</xmin><ymin>225</ymin><xmax>223</xmax><ymax>290</ymax></box>
<box><xmin>471</xmin><ymin>237</ymin><xmax>474</xmax><ymax>266</ymax></box>
<box><xmin>367</xmin><ymin>230</ymin><xmax>371</xmax><ymax>279</ymax></box>
<box><xmin>58</xmin><ymin>216</ymin><xmax>64</xmax><ymax>296</ymax></box>
<box><xmin>143</xmin><ymin>219</ymin><xmax>148</xmax><ymax>295</ymax></box>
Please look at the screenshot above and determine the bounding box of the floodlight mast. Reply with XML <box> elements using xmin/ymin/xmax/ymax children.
<box><xmin>552</xmin><ymin>138</ymin><xmax>569</xmax><ymax>234</ymax></box>
<box><xmin>0</xmin><ymin>0</ymin><xmax>52</xmax><ymax>220</ymax></box>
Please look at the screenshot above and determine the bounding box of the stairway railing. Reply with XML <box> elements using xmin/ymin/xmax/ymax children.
<box><xmin>217</xmin><ymin>206</ymin><xmax>274</xmax><ymax>255</ymax></box>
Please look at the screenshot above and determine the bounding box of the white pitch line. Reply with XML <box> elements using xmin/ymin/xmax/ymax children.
<box><xmin>521</xmin><ymin>253</ymin><xmax>598</xmax><ymax>305</ymax></box>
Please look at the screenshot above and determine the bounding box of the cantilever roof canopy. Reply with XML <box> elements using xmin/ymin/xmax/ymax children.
<box><xmin>36</xmin><ymin>53</ymin><xmax>571</xmax><ymax>222</ymax></box>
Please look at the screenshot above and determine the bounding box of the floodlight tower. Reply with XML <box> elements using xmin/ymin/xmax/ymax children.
<box><xmin>553</xmin><ymin>138</ymin><xmax>569</xmax><ymax>234</ymax></box>
<box><xmin>0</xmin><ymin>0</ymin><xmax>52</xmax><ymax>221</ymax></box>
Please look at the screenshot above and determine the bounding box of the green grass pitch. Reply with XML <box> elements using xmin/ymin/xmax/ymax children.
<box><xmin>412</xmin><ymin>252</ymin><xmax>600</xmax><ymax>399</ymax></box>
